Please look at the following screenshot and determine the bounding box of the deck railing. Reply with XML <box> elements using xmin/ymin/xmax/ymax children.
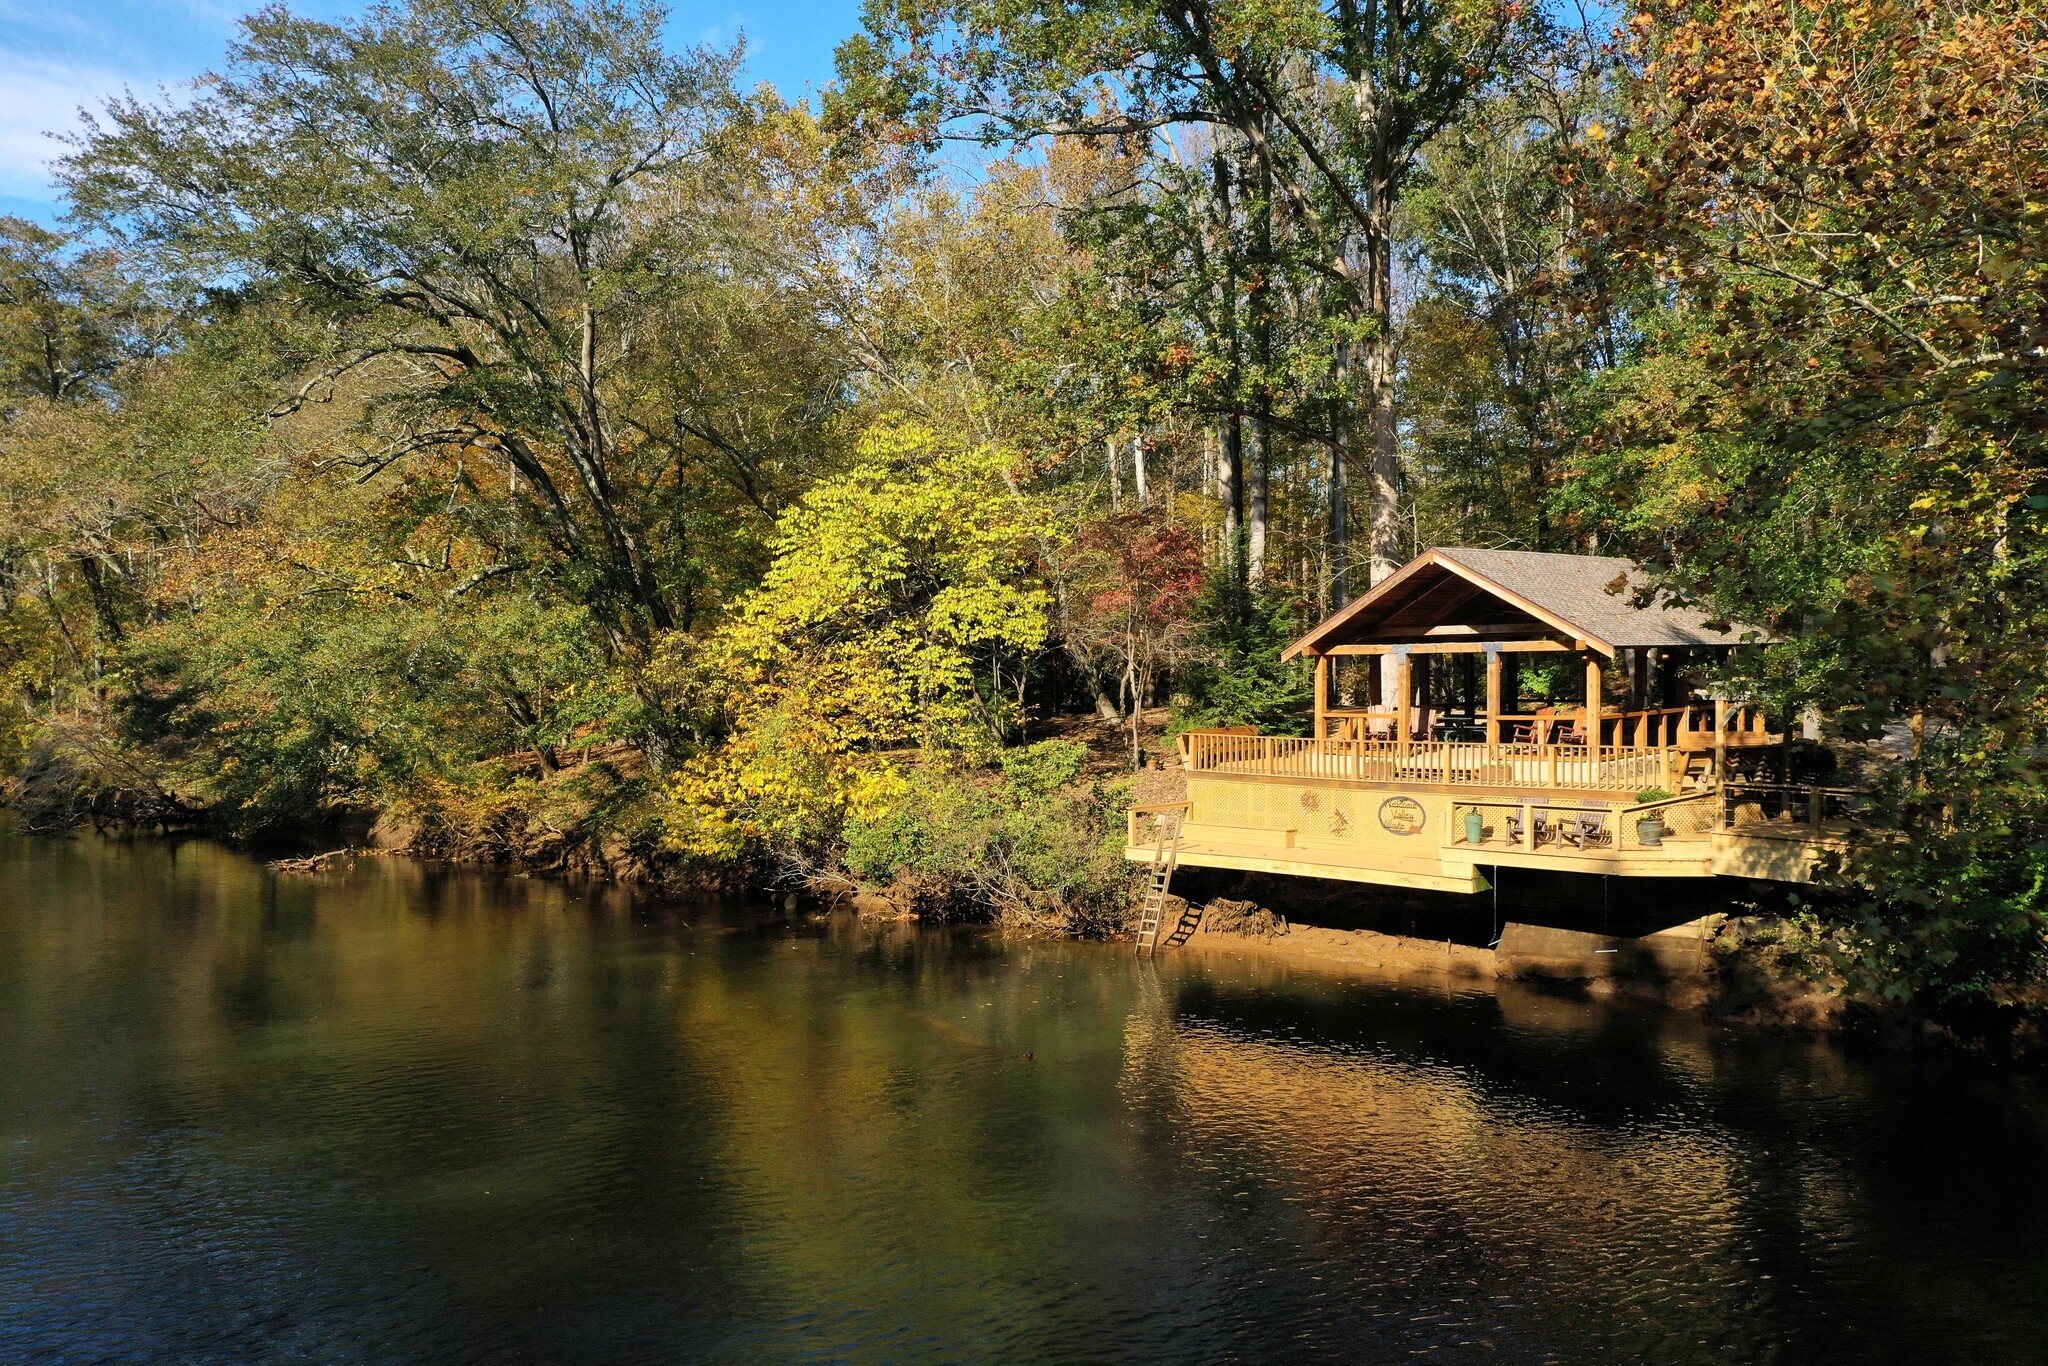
<box><xmin>1125</xmin><ymin>801</ymin><xmax>1192</xmax><ymax>848</ymax></box>
<box><xmin>1722</xmin><ymin>782</ymin><xmax>1863</xmax><ymax>829</ymax></box>
<box><xmin>1180</xmin><ymin>730</ymin><xmax>1675</xmax><ymax>792</ymax></box>
<box><xmin>1442</xmin><ymin>790</ymin><xmax>1726</xmax><ymax>856</ymax></box>
<box><xmin>1318</xmin><ymin>703</ymin><xmax>1777</xmax><ymax>750</ymax></box>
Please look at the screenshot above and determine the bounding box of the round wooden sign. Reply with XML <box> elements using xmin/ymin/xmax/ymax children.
<box><xmin>1378</xmin><ymin>796</ymin><xmax>1427</xmax><ymax>836</ymax></box>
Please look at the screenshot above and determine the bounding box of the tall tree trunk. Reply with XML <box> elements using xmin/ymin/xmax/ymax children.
<box><xmin>1365</xmin><ymin>207</ymin><xmax>1401</xmax><ymax>585</ymax></box>
<box><xmin>1247</xmin><ymin>416</ymin><xmax>1268</xmax><ymax>581</ymax></box>
<box><xmin>76</xmin><ymin>555</ymin><xmax>123</xmax><ymax>645</ymax></box>
<box><xmin>1221</xmin><ymin>413</ymin><xmax>1245</xmax><ymax>572</ymax></box>
<box><xmin>1328</xmin><ymin>354</ymin><xmax>1351</xmax><ymax>611</ymax></box>
<box><xmin>1212</xmin><ymin>135</ymin><xmax>1249</xmax><ymax>590</ymax></box>
<box><xmin>1247</xmin><ymin>125</ymin><xmax>1273</xmax><ymax>584</ymax></box>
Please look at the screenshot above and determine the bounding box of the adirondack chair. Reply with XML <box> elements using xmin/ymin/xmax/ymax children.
<box><xmin>1561</xmin><ymin>808</ymin><xmax>1610</xmax><ymax>849</ymax></box>
<box><xmin>1515</xmin><ymin>706</ymin><xmax>1557</xmax><ymax>747</ymax></box>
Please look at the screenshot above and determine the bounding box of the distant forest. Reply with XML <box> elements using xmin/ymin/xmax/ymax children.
<box><xmin>1</xmin><ymin>0</ymin><xmax>2042</xmax><ymax>1007</ymax></box>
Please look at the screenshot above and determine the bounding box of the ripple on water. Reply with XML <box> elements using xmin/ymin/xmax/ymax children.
<box><xmin>2</xmin><ymin>835</ymin><xmax>2047</xmax><ymax>1364</ymax></box>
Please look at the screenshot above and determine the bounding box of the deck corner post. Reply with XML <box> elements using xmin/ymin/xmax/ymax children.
<box><xmin>1585</xmin><ymin>654</ymin><xmax>1604</xmax><ymax>767</ymax></box>
<box><xmin>1483</xmin><ymin>643</ymin><xmax>1502</xmax><ymax>755</ymax></box>
<box><xmin>1313</xmin><ymin>652</ymin><xmax>1329</xmax><ymax>740</ymax></box>
<box><xmin>1714</xmin><ymin>696</ymin><xmax>1730</xmax><ymax>783</ymax></box>
<box><xmin>1394</xmin><ymin>646</ymin><xmax>1413</xmax><ymax>756</ymax></box>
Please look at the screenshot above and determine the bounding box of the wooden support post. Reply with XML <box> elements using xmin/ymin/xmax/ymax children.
<box><xmin>1585</xmin><ymin>655</ymin><xmax>1604</xmax><ymax>766</ymax></box>
<box><xmin>1313</xmin><ymin>654</ymin><xmax>1329</xmax><ymax>740</ymax></box>
<box><xmin>1484</xmin><ymin>645</ymin><xmax>1502</xmax><ymax>754</ymax></box>
<box><xmin>1714</xmin><ymin>696</ymin><xmax>1729</xmax><ymax>783</ymax></box>
<box><xmin>1394</xmin><ymin>649</ymin><xmax>1412</xmax><ymax>756</ymax></box>
<box><xmin>1520</xmin><ymin>800</ymin><xmax>1534</xmax><ymax>851</ymax></box>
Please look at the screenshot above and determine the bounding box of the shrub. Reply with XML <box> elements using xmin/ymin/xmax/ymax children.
<box><xmin>838</xmin><ymin>756</ymin><xmax>1138</xmax><ymax>933</ymax></box>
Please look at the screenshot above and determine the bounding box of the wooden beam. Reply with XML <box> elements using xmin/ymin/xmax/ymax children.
<box><xmin>1327</xmin><ymin>640</ymin><xmax>1569</xmax><ymax>656</ymax></box>
<box><xmin>1313</xmin><ymin>654</ymin><xmax>1329</xmax><ymax>739</ymax></box>
<box><xmin>1586</xmin><ymin>654</ymin><xmax>1604</xmax><ymax>766</ymax></box>
<box><xmin>1485</xmin><ymin>647</ymin><xmax>1503</xmax><ymax>748</ymax></box>
<box><xmin>1715</xmin><ymin>696</ymin><xmax>1729</xmax><ymax>780</ymax></box>
<box><xmin>1394</xmin><ymin>651</ymin><xmax>1413</xmax><ymax>753</ymax></box>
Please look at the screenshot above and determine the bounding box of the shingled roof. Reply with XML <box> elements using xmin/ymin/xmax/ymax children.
<box><xmin>1284</xmin><ymin>547</ymin><xmax>1765</xmax><ymax>658</ymax></box>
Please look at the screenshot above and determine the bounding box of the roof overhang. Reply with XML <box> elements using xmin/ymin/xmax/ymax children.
<box><xmin>1282</xmin><ymin>549</ymin><xmax>1618</xmax><ymax>661</ymax></box>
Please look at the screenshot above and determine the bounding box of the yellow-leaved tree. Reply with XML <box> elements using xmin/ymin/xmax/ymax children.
<box><xmin>659</xmin><ymin>420</ymin><xmax>1052</xmax><ymax>861</ymax></box>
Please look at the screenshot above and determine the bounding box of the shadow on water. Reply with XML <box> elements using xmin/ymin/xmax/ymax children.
<box><xmin>1</xmin><ymin>828</ymin><xmax>2045</xmax><ymax>1365</ymax></box>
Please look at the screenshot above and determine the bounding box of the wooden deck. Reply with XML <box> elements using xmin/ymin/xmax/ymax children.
<box><xmin>1166</xmin><ymin>547</ymin><xmax>1835</xmax><ymax>892</ymax></box>
<box><xmin>1128</xmin><ymin>760</ymin><xmax>1858</xmax><ymax>893</ymax></box>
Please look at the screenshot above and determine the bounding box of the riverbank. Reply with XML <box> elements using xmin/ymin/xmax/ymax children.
<box><xmin>12</xmin><ymin>725</ymin><xmax>2042</xmax><ymax>1057</ymax></box>
<box><xmin>1157</xmin><ymin>899</ymin><xmax>2048</xmax><ymax>1056</ymax></box>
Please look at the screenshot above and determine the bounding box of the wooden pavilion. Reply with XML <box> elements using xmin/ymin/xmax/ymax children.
<box><xmin>1127</xmin><ymin>548</ymin><xmax>1856</xmax><ymax>912</ymax></box>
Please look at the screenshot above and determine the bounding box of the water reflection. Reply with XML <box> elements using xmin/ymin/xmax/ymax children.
<box><xmin>1</xmin><ymin>831</ymin><xmax>2044</xmax><ymax>1364</ymax></box>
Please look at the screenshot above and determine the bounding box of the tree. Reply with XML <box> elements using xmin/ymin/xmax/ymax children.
<box><xmin>1574</xmin><ymin>0</ymin><xmax>2048</xmax><ymax>1007</ymax></box>
<box><xmin>660</xmin><ymin>420</ymin><xmax>1053</xmax><ymax>859</ymax></box>
<box><xmin>836</xmin><ymin>0</ymin><xmax>1542</xmax><ymax>593</ymax></box>
<box><xmin>62</xmin><ymin>0</ymin><xmax>757</xmax><ymax>646</ymax></box>
<box><xmin>1063</xmin><ymin>509</ymin><xmax>1205</xmax><ymax>765</ymax></box>
<box><xmin>1400</xmin><ymin>43</ymin><xmax>1626</xmax><ymax>552</ymax></box>
<box><xmin>0</xmin><ymin>219</ymin><xmax>165</xmax><ymax>408</ymax></box>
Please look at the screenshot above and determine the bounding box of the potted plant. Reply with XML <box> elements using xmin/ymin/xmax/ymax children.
<box><xmin>1463</xmin><ymin>808</ymin><xmax>1486</xmax><ymax>846</ymax></box>
<box><xmin>1634</xmin><ymin>788</ymin><xmax>1674</xmax><ymax>847</ymax></box>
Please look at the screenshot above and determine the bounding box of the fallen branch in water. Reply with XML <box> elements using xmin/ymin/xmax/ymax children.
<box><xmin>268</xmin><ymin>848</ymin><xmax>357</xmax><ymax>874</ymax></box>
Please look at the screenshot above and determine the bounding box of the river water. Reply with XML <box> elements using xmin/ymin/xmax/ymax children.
<box><xmin>3</xmin><ymin>830</ymin><xmax>2046</xmax><ymax>1365</ymax></box>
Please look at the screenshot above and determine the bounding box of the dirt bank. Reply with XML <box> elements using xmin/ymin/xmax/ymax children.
<box><xmin>1159</xmin><ymin>897</ymin><xmax>1854</xmax><ymax>1031</ymax></box>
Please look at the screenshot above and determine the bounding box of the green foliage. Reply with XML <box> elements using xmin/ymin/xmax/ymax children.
<box><xmin>1518</xmin><ymin>660</ymin><xmax>1569</xmax><ymax>702</ymax></box>
<box><xmin>0</xmin><ymin>216</ymin><xmax>164</xmax><ymax>408</ymax></box>
<box><xmin>0</xmin><ymin>0</ymin><xmax>2040</xmax><ymax>1000</ymax></box>
<box><xmin>660</xmin><ymin>421</ymin><xmax>1053</xmax><ymax>861</ymax></box>
<box><xmin>840</xmin><ymin>759</ymin><xmax>1137</xmax><ymax>932</ymax></box>
<box><xmin>998</xmin><ymin>739</ymin><xmax>1089</xmax><ymax>796</ymax></box>
<box><xmin>1575</xmin><ymin>0</ymin><xmax>2048</xmax><ymax>1010</ymax></box>
<box><xmin>62</xmin><ymin>0</ymin><xmax>849</xmax><ymax>644</ymax></box>
<box><xmin>1175</xmin><ymin>570</ymin><xmax>1311</xmax><ymax>734</ymax></box>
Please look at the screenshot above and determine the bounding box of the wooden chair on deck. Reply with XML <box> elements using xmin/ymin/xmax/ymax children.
<box><xmin>1561</xmin><ymin>809</ymin><xmax>1610</xmax><ymax>849</ymax></box>
<box><xmin>1553</xmin><ymin>708</ymin><xmax>1587</xmax><ymax>747</ymax></box>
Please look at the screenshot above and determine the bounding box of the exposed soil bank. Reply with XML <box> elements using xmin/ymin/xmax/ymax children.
<box><xmin>1159</xmin><ymin>899</ymin><xmax>2045</xmax><ymax>1057</ymax></box>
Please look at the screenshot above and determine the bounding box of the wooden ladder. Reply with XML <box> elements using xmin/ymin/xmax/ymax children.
<box><xmin>1135</xmin><ymin>807</ymin><xmax>1185</xmax><ymax>957</ymax></box>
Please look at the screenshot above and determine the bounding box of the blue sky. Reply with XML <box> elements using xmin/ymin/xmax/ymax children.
<box><xmin>0</xmin><ymin>0</ymin><xmax>868</xmax><ymax>223</ymax></box>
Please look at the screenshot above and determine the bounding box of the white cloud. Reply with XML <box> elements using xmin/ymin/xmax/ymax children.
<box><xmin>0</xmin><ymin>52</ymin><xmax>175</xmax><ymax>200</ymax></box>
